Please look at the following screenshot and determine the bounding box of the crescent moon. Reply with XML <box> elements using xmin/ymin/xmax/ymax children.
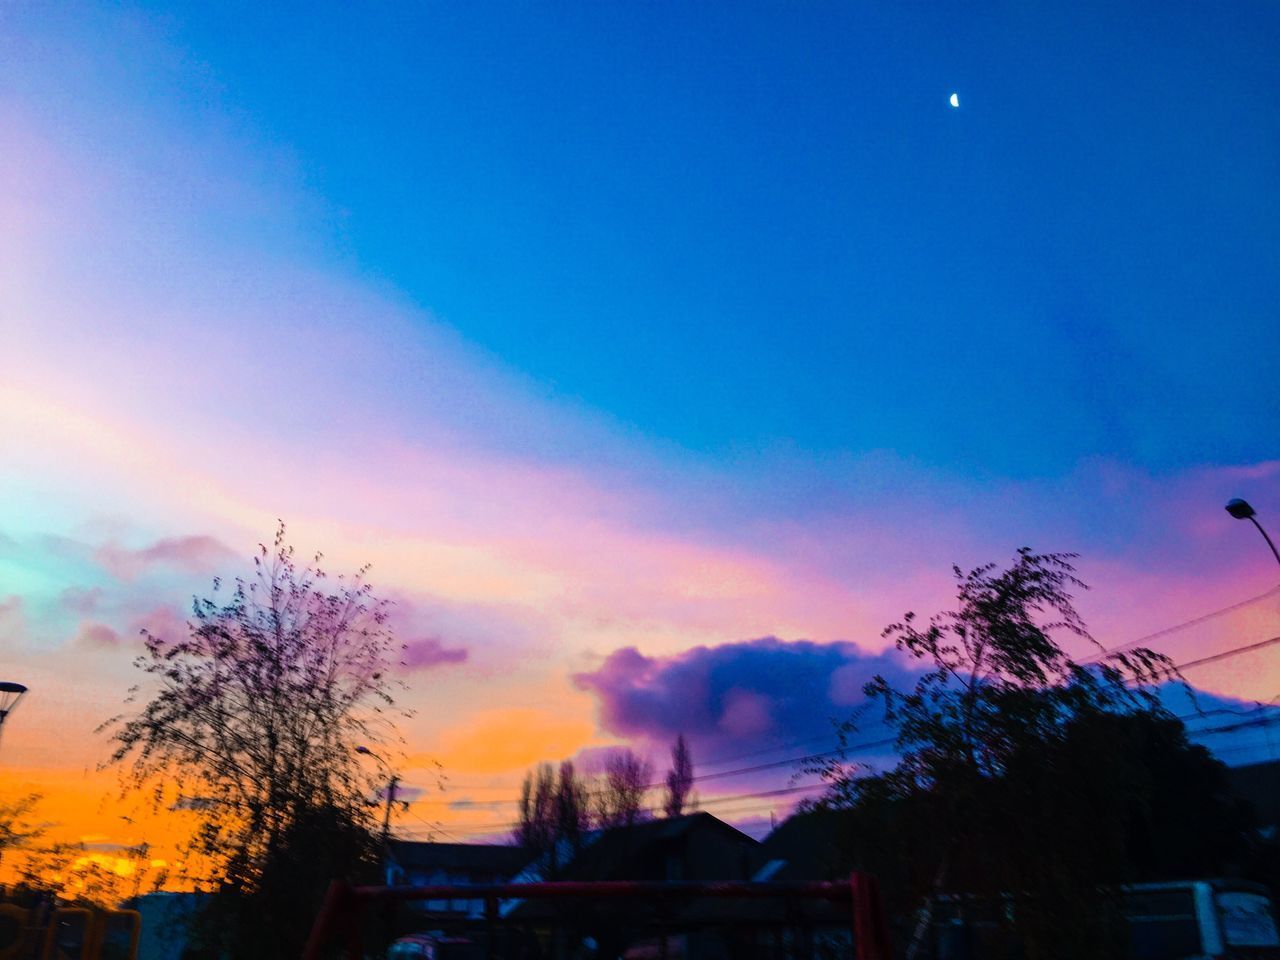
<box><xmin>949</xmin><ymin>93</ymin><xmax>960</xmax><ymax>108</ymax></box>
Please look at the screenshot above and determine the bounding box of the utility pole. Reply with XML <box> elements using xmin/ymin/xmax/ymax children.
<box><xmin>381</xmin><ymin>775</ymin><xmax>400</xmax><ymax>850</ymax></box>
<box><xmin>356</xmin><ymin>745</ymin><xmax>401</xmax><ymax>883</ymax></box>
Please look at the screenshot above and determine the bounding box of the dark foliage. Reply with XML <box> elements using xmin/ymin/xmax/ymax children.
<box><xmin>518</xmin><ymin>760</ymin><xmax>590</xmax><ymax>878</ymax></box>
<box><xmin>807</xmin><ymin>550</ymin><xmax>1248</xmax><ymax>960</ymax></box>
<box><xmin>0</xmin><ymin>794</ymin><xmax>42</xmax><ymax>860</ymax></box>
<box><xmin>101</xmin><ymin>524</ymin><xmax>406</xmax><ymax>960</ymax></box>
<box><xmin>594</xmin><ymin>749</ymin><xmax>652</xmax><ymax>831</ymax></box>
<box><xmin>663</xmin><ymin>734</ymin><xmax>695</xmax><ymax>818</ymax></box>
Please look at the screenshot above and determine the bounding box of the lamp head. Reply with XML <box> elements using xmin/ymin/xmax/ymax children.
<box><xmin>0</xmin><ymin>681</ymin><xmax>27</xmax><ymax>719</ymax></box>
<box><xmin>1226</xmin><ymin>498</ymin><xmax>1257</xmax><ymax>520</ymax></box>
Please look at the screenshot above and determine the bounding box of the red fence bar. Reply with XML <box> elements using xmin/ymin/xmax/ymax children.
<box><xmin>302</xmin><ymin>873</ymin><xmax>891</xmax><ymax>960</ymax></box>
<box><xmin>349</xmin><ymin>880</ymin><xmax>855</xmax><ymax>902</ymax></box>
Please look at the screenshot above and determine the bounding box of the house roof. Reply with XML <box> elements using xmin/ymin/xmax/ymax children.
<box><xmin>752</xmin><ymin>809</ymin><xmax>849</xmax><ymax>882</ymax></box>
<box><xmin>561</xmin><ymin>811</ymin><xmax>757</xmax><ymax>881</ymax></box>
<box><xmin>387</xmin><ymin>840</ymin><xmax>529</xmax><ymax>877</ymax></box>
<box><xmin>501</xmin><ymin>812</ymin><xmax>759</xmax><ymax>923</ymax></box>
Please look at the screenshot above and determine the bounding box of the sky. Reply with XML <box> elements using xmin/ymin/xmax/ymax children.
<box><xmin>1</xmin><ymin>1</ymin><xmax>1279</xmax><ymax>879</ymax></box>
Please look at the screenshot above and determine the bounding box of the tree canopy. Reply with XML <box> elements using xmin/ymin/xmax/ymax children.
<box><xmin>518</xmin><ymin>760</ymin><xmax>590</xmax><ymax>878</ymax></box>
<box><xmin>809</xmin><ymin>549</ymin><xmax>1248</xmax><ymax>960</ymax></box>
<box><xmin>663</xmin><ymin>734</ymin><xmax>695</xmax><ymax>819</ymax></box>
<box><xmin>594</xmin><ymin>749</ymin><xmax>652</xmax><ymax>831</ymax></box>
<box><xmin>103</xmin><ymin>524</ymin><xmax>405</xmax><ymax>959</ymax></box>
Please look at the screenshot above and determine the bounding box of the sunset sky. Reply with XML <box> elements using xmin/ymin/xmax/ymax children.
<box><xmin>2</xmin><ymin>2</ymin><xmax>1279</xmax><ymax>880</ymax></box>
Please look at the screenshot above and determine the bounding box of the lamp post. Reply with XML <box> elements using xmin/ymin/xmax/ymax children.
<box><xmin>1225</xmin><ymin>499</ymin><xmax>1280</xmax><ymax>569</ymax></box>
<box><xmin>0</xmin><ymin>682</ymin><xmax>28</xmax><ymax>755</ymax></box>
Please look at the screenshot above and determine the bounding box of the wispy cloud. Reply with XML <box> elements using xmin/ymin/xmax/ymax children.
<box><xmin>59</xmin><ymin>585</ymin><xmax>106</xmax><ymax>615</ymax></box>
<box><xmin>74</xmin><ymin>622</ymin><xmax>122</xmax><ymax>649</ymax></box>
<box><xmin>95</xmin><ymin>535</ymin><xmax>236</xmax><ymax>580</ymax></box>
<box><xmin>402</xmin><ymin>637</ymin><xmax>469</xmax><ymax>671</ymax></box>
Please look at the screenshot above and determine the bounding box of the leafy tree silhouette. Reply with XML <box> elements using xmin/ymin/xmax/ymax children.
<box><xmin>806</xmin><ymin>549</ymin><xmax>1241</xmax><ymax>960</ymax></box>
<box><xmin>103</xmin><ymin>523</ymin><xmax>408</xmax><ymax>960</ymax></box>
<box><xmin>663</xmin><ymin>734</ymin><xmax>695</xmax><ymax>818</ymax></box>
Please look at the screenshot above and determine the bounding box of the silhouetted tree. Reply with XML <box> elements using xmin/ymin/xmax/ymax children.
<box><xmin>517</xmin><ymin>762</ymin><xmax>557</xmax><ymax>857</ymax></box>
<box><xmin>595</xmin><ymin>748</ymin><xmax>651</xmax><ymax>830</ymax></box>
<box><xmin>518</xmin><ymin>760</ymin><xmax>590</xmax><ymax>877</ymax></box>
<box><xmin>662</xmin><ymin>734</ymin><xmax>695</xmax><ymax>818</ymax></box>
<box><xmin>0</xmin><ymin>793</ymin><xmax>41</xmax><ymax>864</ymax></box>
<box><xmin>0</xmin><ymin>795</ymin><xmax>149</xmax><ymax>906</ymax></box>
<box><xmin>102</xmin><ymin>524</ymin><xmax>402</xmax><ymax>960</ymax></box>
<box><xmin>810</xmin><ymin>549</ymin><xmax>1186</xmax><ymax>960</ymax></box>
<box><xmin>1036</xmin><ymin>708</ymin><xmax>1249</xmax><ymax>883</ymax></box>
<box><xmin>555</xmin><ymin>760</ymin><xmax>591</xmax><ymax>850</ymax></box>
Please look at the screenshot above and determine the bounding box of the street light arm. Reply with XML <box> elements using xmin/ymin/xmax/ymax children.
<box><xmin>355</xmin><ymin>744</ymin><xmax>391</xmax><ymax>771</ymax></box>
<box><xmin>1249</xmin><ymin>516</ymin><xmax>1280</xmax><ymax>570</ymax></box>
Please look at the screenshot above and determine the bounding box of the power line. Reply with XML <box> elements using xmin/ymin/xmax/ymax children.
<box><xmin>432</xmin><ymin>592</ymin><xmax>1279</xmax><ymax>796</ymax></box>
<box><xmin>411</xmin><ymin>600</ymin><xmax>1280</xmax><ymax>830</ymax></box>
<box><xmin>413</xmin><ymin>672</ymin><xmax>1278</xmax><ymax>816</ymax></box>
<box><xmin>695</xmin><ymin>731</ymin><xmax>864</xmax><ymax>771</ymax></box>
<box><xmin>410</xmin><ymin>628</ymin><xmax>1280</xmax><ymax>815</ymax></box>
<box><xmin>403</xmin><ymin>781</ymin><xmax>831</xmax><ymax>836</ymax></box>
<box><xmin>415</xmin><ymin>706</ymin><xmax>1280</xmax><ymax>837</ymax></box>
<box><xmin>424</xmin><ymin>741</ymin><xmax>895</xmax><ymax>811</ymax></box>
<box><xmin>409</xmin><ymin>746</ymin><xmax>879</xmax><ymax>813</ymax></box>
<box><xmin>1088</xmin><ymin>583</ymin><xmax>1280</xmax><ymax>661</ymax></box>
<box><xmin>401</xmin><ymin>804</ymin><xmax>505</xmax><ymax>846</ymax></box>
<box><xmin>699</xmin><ymin>588</ymin><xmax>1280</xmax><ymax>768</ymax></box>
<box><xmin>401</xmin><ymin>707</ymin><xmax>1280</xmax><ymax>837</ymax></box>
<box><xmin>1185</xmin><ymin>713</ymin><xmax>1280</xmax><ymax>737</ymax></box>
<box><xmin>1174</xmin><ymin>635</ymin><xmax>1280</xmax><ymax>674</ymax></box>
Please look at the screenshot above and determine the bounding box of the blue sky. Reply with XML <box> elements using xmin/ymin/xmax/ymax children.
<box><xmin>75</xmin><ymin>0</ymin><xmax>1280</xmax><ymax>475</ymax></box>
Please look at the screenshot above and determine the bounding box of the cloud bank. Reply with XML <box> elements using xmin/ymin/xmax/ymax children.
<box><xmin>573</xmin><ymin>637</ymin><xmax>919</xmax><ymax>762</ymax></box>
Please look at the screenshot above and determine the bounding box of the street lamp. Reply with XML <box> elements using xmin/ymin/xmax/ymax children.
<box><xmin>0</xmin><ymin>681</ymin><xmax>28</xmax><ymax>753</ymax></box>
<box><xmin>1225</xmin><ymin>499</ymin><xmax>1280</xmax><ymax>569</ymax></box>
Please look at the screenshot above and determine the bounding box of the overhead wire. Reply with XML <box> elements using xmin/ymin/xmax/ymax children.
<box><xmin>405</xmin><ymin>594</ymin><xmax>1280</xmax><ymax>838</ymax></box>
<box><xmin>1084</xmin><ymin>583</ymin><xmax>1280</xmax><ymax>662</ymax></box>
<box><xmin>407</xmin><ymin>634</ymin><xmax>1280</xmax><ymax>815</ymax></box>
<box><xmin>429</xmin><ymin>592</ymin><xmax>1280</xmax><ymax>795</ymax></box>
<box><xmin>405</xmin><ymin>707</ymin><xmax>1280</xmax><ymax>839</ymax></box>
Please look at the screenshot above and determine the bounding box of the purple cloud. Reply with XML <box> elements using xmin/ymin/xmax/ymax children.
<box><xmin>401</xmin><ymin>636</ymin><xmax>469</xmax><ymax>671</ymax></box>
<box><xmin>572</xmin><ymin>637</ymin><xmax>919</xmax><ymax>762</ymax></box>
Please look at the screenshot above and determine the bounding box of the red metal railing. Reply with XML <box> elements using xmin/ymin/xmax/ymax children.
<box><xmin>301</xmin><ymin>873</ymin><xmax>892</xmax><ymax>960</ymax></box>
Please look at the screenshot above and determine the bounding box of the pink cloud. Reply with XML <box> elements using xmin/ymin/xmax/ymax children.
<box><xmin>130</xmin><ymin>606</ymin><xmax>192</xmax><ymax>644</ymax></box>
<box><xmin>75</xmin><ymin>622</ymin><xmax>122</xmax><ymax>648</ymax></box>
<box><xmin>95</xmin><ymin>535</ymin><xmax>236</xmax><ymax>580</ymax></box>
